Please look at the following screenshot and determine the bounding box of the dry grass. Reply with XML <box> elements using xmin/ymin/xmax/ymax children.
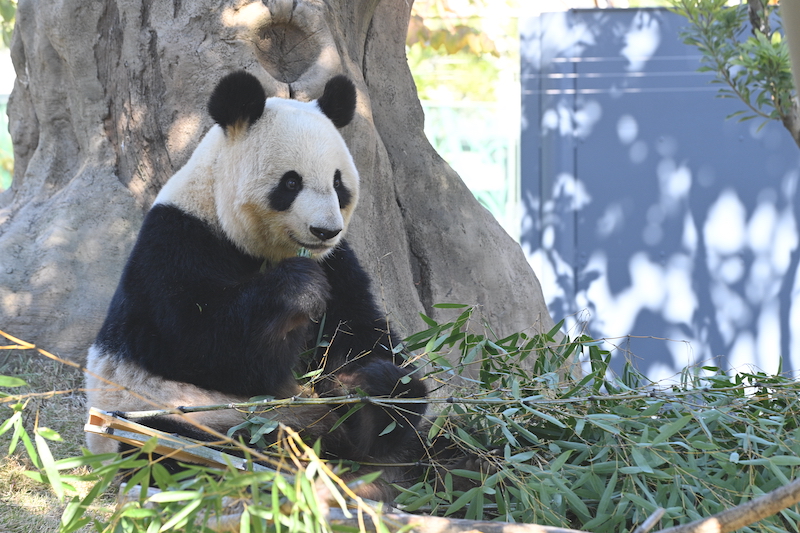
<box><xmin>0</xmin><ymin>348</ymin><xmax>107</xmax><ymax>532</ymax></box>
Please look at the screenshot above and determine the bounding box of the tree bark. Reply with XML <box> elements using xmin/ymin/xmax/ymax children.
<box><xmin>0</xmin><ymin>0</ymin><xmax>554</xmax><ymax>360</ymax></box>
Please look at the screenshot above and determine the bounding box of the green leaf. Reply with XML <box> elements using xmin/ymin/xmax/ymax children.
<box><xmin>419</xmin><ymin>313</ymin><xmax>439</xmax><ymax>328</ymax></box>
<box><xmin>525</xmin><ymin>407</ymin><xmax>567</xmax><ymax>429</ymax></box>
<box><xmin>547</xmin><ymin>320</ymin><xmax>564</xmax><ymax>339</ymax></box>
<box><xmin>629</xmin><ymin>447</ymin><xmax>654</xmax><ymax>473</ymax></box>
<box><xmin>159</xmin><ymin>497</ymin><xmax>203</xmax><ymax>531</ymax></box>
<box><xmin>765</xmin><ymin>455</ymin><xmax>800</xmax><ymax>466</ymax></box>
<box><xmin>35</xmin><ymin>430</ymin><xmax>64</xmax><ymax>501</ymax></box>
<box><xmin>119</xmin><ymin>508</ymin><xmax>158</xmax><ymax>519</ymax></box>
<box><xmin>444</xmin><ymin>486</ymin><xmax>479</xmax><ymax>516</ymax></box>
<box><xmin>399</xmin><ymin>491</ymin><xmax>434</xmax><ymax>512</ymax></box>
<box><xmin>450</xmin><ymin>468</ymin><xmax>483</xmax><ymax>481</ymax></box>
<box><xmin>0</xmin><ymin>410</ymin><xmax>21</xmax><ymax>437</ymax></box>
<box><xmin>36</xmin><ymin>427</ymin><xmax>63</xmax><ymax>442</ymax></box>
<box><xmin>651</xmin><ymin>415</ymin><xmax>693</xmax><ymax>445</ymax></box>
<box><xmin>465</xmin><ymin>485</ymin><xmax>485</xmax><ymax>520</ymax></box>
<box><xmin>378</xmin><ymin>420</ymin><xmax>397</xmax><ymax>436</ymax></box>
<box><xmin>148</xmin><ymin>490</ymin><xmax>201</xmax><ymax>503</ymax></box>
<box><xmin>598</xmin><ymin>470</ymin><xmax>618</xmax><ymax>515</ymax></box>
<box><xmin>428</xmin><ymin>413</ymin><xmax>448</xmax><ymax>442</ymax></box>
<box><xmin>328</xmin><ymin>404</ymin><xmax>364</xmax><ymax>432</ymax></box>
<box><xmin>486</xmin><ymin>415</ymin><xmax>518</xmax><ymax>447</ymax></box>
<box><xmin>140</xmin><ymin>436</ymin><xmax>159</xmax><ymax>454</ymax></box>
<box><xmin>19</xmin><ymin>423</ymin><xmax>39</xmax><ymax>468</ymax></box>
<box><xmin>550</xmin><ymin>450</ymin><xmax>573</xmax><ymax>472</ymax></box>
<box><xmin>623</xmin><ymin>491</ymin><xmax>658</xmax><ymax>512</ymax></box>
<box><xmin>21</xmin><ymin>470</ymin><xmax>45</xmax><ymax>483</ymax></box>
<box><xmin>507</xmin><ymin>419</ymin><xmax>539</xmax><ymax>445</ymax></box>
<box><xmin>585</xmin><ymin>414</ymin><xmax>622</xmax><ymax>435</ymax></box>
<box><xmin>462</xmin><ymin>339</ymin><xmax>486</xmax><ymax>365</ymax></box>
<box><xmin>551</xmin><ymin>476</ymin><xmax>591</xmax><ymax>520</ymax></box>
<box><xmin>0</xmin><ymin>375</ymin><xmax>27</xmax><ymax>387</ymax></box>
<box><xmin>432</xmin><ymin>303</ymin><xmax>469</xmax><ymax>309</ymax></box>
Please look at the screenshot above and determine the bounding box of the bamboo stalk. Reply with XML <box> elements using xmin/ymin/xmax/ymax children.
<box><xmin>111</xmin><ymin>385</ymin><xmax>799</xmax><ymax>420</ymax></box>
<box><xmin>633</xmin><ymin>508</ymin><xmax>666</xmax><ymax>533</ymax></box>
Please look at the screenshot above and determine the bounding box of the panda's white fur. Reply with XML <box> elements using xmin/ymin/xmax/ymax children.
<box><xmin>85</xmin><ymin>73</ymin><xmax>429</xmax><ymax>499</ymax></box>
<box><xmin>85</xmin><ymin>347</ymin><xmax>249</xmax><ymax>455</ymax></box>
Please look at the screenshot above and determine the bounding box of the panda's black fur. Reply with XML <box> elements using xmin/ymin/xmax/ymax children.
<box><xmin>85</xmin><ymin>71</ymin><xmax>436</xmax><ymax>499</ymax></box>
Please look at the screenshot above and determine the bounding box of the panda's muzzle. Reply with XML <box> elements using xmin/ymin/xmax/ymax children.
<box><xmin>309</xmin><ymin>226</ymin><xmax>342</xmax><ymax>241</ymax></box>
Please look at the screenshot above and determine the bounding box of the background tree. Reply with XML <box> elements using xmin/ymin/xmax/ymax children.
<box><xmin>0</xmin><ymin>0</ymin><xmax>14</xmax><ymax>47</ymax></box>
<box><xmin>406</xmin><ymin>0</ymin><xmax>511</xmax><ymax>102</ymax></box>
<box><xmin>0</xmin><ymin>0</ymin><xmax>553</xmax><ymax>359</ymax></box>
<box><xmin>671</xmin><ymin>0</ymin><xmax>798</xmax><ymax>146</ymax></box>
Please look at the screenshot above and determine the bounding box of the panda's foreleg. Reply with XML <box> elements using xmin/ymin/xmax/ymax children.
<box><xmin>318</xmin><ymin>359</ymin><xmax>426</xmax><ymax>458</ymax></box>
<box><xmin>158</xmin><ymin>255</ymin><xmax>332</xmax><ymax>398</ymax></box>
<box><xmin>255</xmin><ymin>256</ymin><xmax>331</xmax><ymax>340</ymax></box>
<box><xmin>308</xmin><ymin>241</ymin><xmax>429</xmax><ymax>460</ymax></box>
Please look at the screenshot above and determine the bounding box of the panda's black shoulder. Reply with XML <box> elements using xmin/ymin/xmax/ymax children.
<box><xmin>94</xmin><ymin>203</ymin><xmax>261</xmax><ymax>357</ymax></box>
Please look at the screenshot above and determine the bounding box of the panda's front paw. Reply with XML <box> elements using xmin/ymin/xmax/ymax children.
<box><xmin>272</xmin><ymin>257</ymin><xmax>331</xmax><ymax>319</ymax></box>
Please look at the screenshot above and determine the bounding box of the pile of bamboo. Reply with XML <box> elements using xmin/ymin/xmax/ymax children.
<box><xmin>88</xmin><ymin>409</ymin><xmax>800</xmax><ymax>533</ymax></box>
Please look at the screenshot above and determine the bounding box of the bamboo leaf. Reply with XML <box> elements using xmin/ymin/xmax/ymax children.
<box><xmin>0</xmin><ymin>375</ymin><xmax>27</xmax><ymax>387</ymax></box>
<box><xmin>444</xmin><ymin>486</ymin><xmax>479</xmax><ymax>517</ymax></box>
<box><xmin>159</xmin><ymin>497</ymin><xmax>203</xmax><ymax>531</ymax></box>
<box><xmin>651</xmin><ymin>415</ymin><xmax>693</xmax><ymax>445</ymax></box>
<box><xmin>148</xmin><ymin>490</ymin><xmax>200</xmax><ymax>503</ymax></box>
<box><xmin>586</xmin><ymin>414</ymin><xmax>622</xmax><ymax>435</ymax></box>
<box><xmin>328</xmin><ymin>404</ymin><xmax>364</xmax><ymax>432</ymax></box>
<box><xmin>35</xmin><ymin>429</ymin><xmax>64</xmax><ymax>501</ymax></box>
<box><xmin>525</xmin><ymin>407</ymin><xmax>567</xmax><ymax>428</ymax></box>
<box><xmin>419</xmin><ymin>313</ymin><xmax>439</xmax><ymax>328</ymax></box>
<box><xmin>378</xmin><ymin>420</ymin><xmax>397</xmax><ymax>436</ymax></box>
<box><xmin>550</xmin><ymin>450</ymin><xmax>574</xmax><ymax>472</ymax></box>
<box><xmin>428</xmin><ymin>413</ymin><xmax>448</xmax><ymax>442</ymax></box>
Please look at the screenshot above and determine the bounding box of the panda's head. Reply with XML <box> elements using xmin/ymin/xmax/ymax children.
<box><xmin>207</xmin><ymin>71</ymin><xmax>359</xmax><ymax>262</ymax></box>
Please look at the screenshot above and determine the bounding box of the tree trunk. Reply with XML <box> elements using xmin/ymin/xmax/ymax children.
<box><xmin>0</xmin><ymin>0</ymin><xmax>554</xmax><ymax>361</ymax></box>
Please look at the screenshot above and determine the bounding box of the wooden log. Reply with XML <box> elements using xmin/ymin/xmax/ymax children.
<box><xmin>85</xmin><ymin>408</ymin><xmax>272</xmax><ymax>472</ymax></box>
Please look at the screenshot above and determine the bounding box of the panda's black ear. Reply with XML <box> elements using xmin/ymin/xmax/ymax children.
<box><xmin>207</xmin><ymin>71</ymin><xmax>266</xmax><ymax>132</ymax></box>
<box><xmin>317</xmin><ymin>75</ymin><xmax>356</xmax><ymax>128</ymax></box>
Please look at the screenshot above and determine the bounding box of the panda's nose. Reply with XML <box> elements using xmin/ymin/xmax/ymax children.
<box><xmin>310</xmin><ymin>226</ymin><xmax>341</xmax><ymax>241</ymax></box>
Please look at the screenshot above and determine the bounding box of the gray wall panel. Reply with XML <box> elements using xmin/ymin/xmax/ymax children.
<box><xmin>521</xmin><ymin>8</ymin><xmax>800</xmax><ymax>380</ymax></box>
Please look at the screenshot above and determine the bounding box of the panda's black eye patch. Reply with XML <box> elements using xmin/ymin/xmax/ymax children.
<box><xmin>269</xmin><ymin>171</ymin><xmax>303</xmax><ymax>212</ymax></box>
<box><xmin>283</xmin><ymin>171</ymin><xmax>301</xmax><ymax>191</ymax></box>
<box><xmin>334</xmin><ymin>169</ymin><xmax>352</xmax><ymax>209</ymax></box>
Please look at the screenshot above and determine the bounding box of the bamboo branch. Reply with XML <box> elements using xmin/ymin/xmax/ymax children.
<box><xmin>633</xmin><ymin>508</ymin><xmax>666</xmax><ymax>533</ymax></box>
<box><xmin>653</xmin><ymin>476</ymin><xmax>800</xmax><ymax>533</ymax></box>
<box><xmin>111</xmin><ymin>384</ymin><xmax>800</xmax><ymax>420</ymax></box>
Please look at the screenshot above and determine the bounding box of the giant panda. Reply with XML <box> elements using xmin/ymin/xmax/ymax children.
<box><xmin>85</xmin><ymin>71</ymin><xmax>429</xmax><ymax>498</ymax></box>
